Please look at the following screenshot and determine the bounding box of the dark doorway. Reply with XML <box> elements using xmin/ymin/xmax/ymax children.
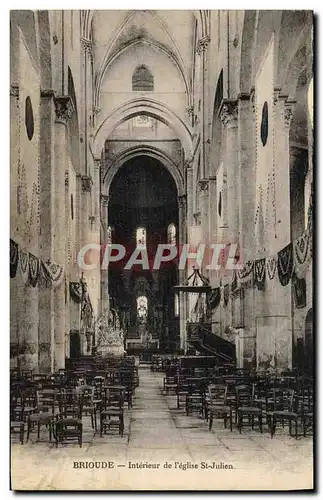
<box><xmin>70</xmin><ymin>330</ymin><xmax>81</xmax><ymax>358</ymax></box>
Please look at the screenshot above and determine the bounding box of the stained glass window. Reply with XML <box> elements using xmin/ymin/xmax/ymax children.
<box><xmin>137</xmin><ymin>295</ymin><xmax>148</xmax><ymax>322</ymax></box>
<box><xmin>132</xmin><ymin>65</ymin><xmax>154</xmax><ymax>91</ymax></box>
<box><xmin>136</xmin><ymin>227</ymin><xmax>146</xmax><ymax>248</ymax></box>
<box><xmin>107</xmin><ymin>226</ymin><xmax>112</xmax><ymax>245</ymax></box>
<box><xmin>167</xmin><ymin>223</ymin><xmax>176</xmax><ymax>246</ymax></box>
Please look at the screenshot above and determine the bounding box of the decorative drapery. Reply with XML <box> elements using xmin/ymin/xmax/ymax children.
<box><xmin>28</xmin><ymin>253</ymin><xmax>40</xmax><ymax>287</ymax></box>
<box><xmin>223</xmin><ymin>284</ymin><xmax>230</xmax><ymax>307</ymax></box>
<box><xmin>254</xmin><ymin>258</ymin><xmax>266</xmax><ymax>291</ymax></box>
<box><xmin>266</xmin><ymin>256</ymin><xmax>277</xmax><ymax>280</ymax></box>
<box><xmin>292</xmin><ymin>273</ymin><xmax>307</xmax><ymax>309</ymax></box>
<box><xmin>206</xmin><ymin>288</ymin><xmax>221</xmax><ymax>310</ymax></box>
<box><xmin>293</xmin><ymin>230</ymin><xmax>311</xmax><ymax>279</ymax></box>
<box><xmin>237</xmin><ymin>261</ymin><xmax>254</xmax><ymax>283</ymax></box>
<box><xmin>19</xmin><ymin>248</ymin><xmax>30</xmax><ymax>285</ymax></box>
<box><xmin>277</xmin><ymin>243</ymin><xmax>293</xmax><ymax>286</ymax></box>
<box><xmin>10</xmin><ymin>239</ymin><xmax>19</xmax><ymax>278</ymax></box>
<box><xmin>70</xmin><ymin>282</ymin><xmax>83</xmax><ymax>303</ymax></box>
<box><xmin>10</xmin><ymin>239</ymin><xmax>64</xmax><ymax>289</ymax></box>
<box><xmin>39</xmin><ymin>260</ymin><xmax>64</xmax><ymax>288</ymax></box>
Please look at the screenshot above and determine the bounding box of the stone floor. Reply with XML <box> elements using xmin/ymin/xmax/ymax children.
<box><xmin>11</xmin><ymin>366</ymin><xmax>313</xmax><ymax>491</ymax></box>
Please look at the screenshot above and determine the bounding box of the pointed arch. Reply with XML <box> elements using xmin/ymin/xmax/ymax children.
<box><xmin>92</xmin><ymin>97</ymin><xmax>192</xmax><ymax>160</ymax></box>
<box><xmin>102</xmin><ymin>144</ymin><xmax>184</xmax><ymax>198</ymax></box>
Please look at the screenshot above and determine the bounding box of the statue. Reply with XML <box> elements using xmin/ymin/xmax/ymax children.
<box><xmin>96</xmin><ymin>308</ymin><xmax>125</xmax><ymax>357</ymax></box>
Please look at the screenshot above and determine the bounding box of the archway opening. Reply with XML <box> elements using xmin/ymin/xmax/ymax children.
<box><xmin>106</xmin><ymin>155</ymin><xmax>180</xmax><ymax>355</ymax></box>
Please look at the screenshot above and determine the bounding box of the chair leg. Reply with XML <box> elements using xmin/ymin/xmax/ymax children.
<box><xmin>224</xmin><ymin>415</ymin><xmax>227</xmax><ymax>429</ymax></box>
<box><xmin>251</xmin><ymin>414</ymin><xmax>254</xmax><ymax>430</ymax></box>
<box><xmin>259</xmin><ymin>414</ymin><xmax>263</xmax><ymax>434</ymax></box>
<box><xmin>208</xmin><ymin>412</ymin><xmax>213</xmax><ymax>431</ymax></box>
<box><xmin>229</xmin><ymin>410</ymin><xmax>233</xmax><ymax>432</ymax></box>
<box><xmin>79</xmin><ymin>423</ymin><xmax>83</xmax><ymax>448</ymax></box>
<box><xmin>20</xmin><ymin>424</ymin><xmax>24</xmax><ymax>444</ymax></box>
<box><xmin>270</xmin><ymin>416</ymin><xmax>276</xmax><ymax>438</ymax></box>
<box><xmin>26</xmin><ymin>420</ymin><xmax>31</xmax><ymax>442</ymax></box>
<box><xmin>237</xmin><ymin>412</ymin><xmax>242</xmax><ymax>434</ymax></box>
<box><xmin>37</xmin><ymin>422</ymin><xmax>40</xmax><ymax>439</ymax></box>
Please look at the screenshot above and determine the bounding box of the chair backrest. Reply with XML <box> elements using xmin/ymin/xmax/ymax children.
<box><xmin>103</xmin><ymin>387</ymin><xmax>124</xmax><ymax>409</ymax></box>
<box><xmin>236</xmin><ymin>384</ymin><xmax>254</xmax><ymax>406</ymax></box>
<box><xmin>36</xmin><ymin>389</ymin><xmax>57</xmax><ymax>413</ymax></box>
<box><xmin>208</xmin><ymin>384</ymin><xmax>227</xmax><ymax>405</ymax></box>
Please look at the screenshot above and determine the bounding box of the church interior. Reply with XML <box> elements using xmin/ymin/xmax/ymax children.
<box><xmin>10</xmin><ymin>10</ymin><xmax>314</xmax><ymax>491</ymax></box>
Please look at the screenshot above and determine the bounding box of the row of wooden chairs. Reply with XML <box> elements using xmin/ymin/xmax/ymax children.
<box><xmin>163</xmin><ymin>371</ymin><xmax>313</xmax><ymax>439</ymax></box>
<box><xmin>10</xmin><ymin>384</ymin><xmax>127</xmax><ymax>446</ymax></box>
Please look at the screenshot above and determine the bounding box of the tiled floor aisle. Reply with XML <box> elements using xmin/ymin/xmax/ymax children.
<box><xmin>11</xmin><ymin>366</ymin><xmax>314</xmax><ymax>490</ymax></box>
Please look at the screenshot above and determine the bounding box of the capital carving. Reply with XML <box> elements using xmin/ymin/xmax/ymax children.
<box><xmin>193</xmin><ymin>212</ymin><xmax>201</xmax><ymax>226</ymax></box>
<box><xmin>94</xmin><ymin>158</ymin><xmax>101</xmax><ymax>171</ymax></box>
<box><xmin>178</xmin><ymin>194</ymin><xmax>187</xmax><ymax>209</ymax></box>
<box><xmin>10</xmin><ymin>84</ymin><xmax>19</xmax><ymax>98</ymax></box>
<box><xmin>100</xmin><ymin>194</ymin><xmax>109</xmax><ymax>207</ymax></box>
<box><xmin>81</xmin><ymin>37</ymin><xmax>92</xmax><ymax>54</ymax></box>
<box><xmin>54</xmin><ymin>95</ymin><xmax>74</xmax><ymax>124</ymax></box>
<box><xmin>196</xmin><ymin>35</ymin><xmax>210</xmax><ymax>55</ymax></box>
<box><xmin>284</xmin><ymin>102</ymin><xmax>296</xmax><ymax>128</ymax></box>
<box><xmin>197</xmin><ymin>179</ymin><xmax>209</xmax><ymax>194</ymax></box>
<box><xmin>65</xmin><ymin>170</ymin><xmax>69</xmax><ymax>187</ymax></box>
<box><xmin>81</xmin><ymin>175</ymin><xmax>93</xmax><ymax>193</ymax></box>
<box><xmin>220</xmin><ymin>101</ymin><xmax>238</xmax><ymax>126</ymax></box>
<box><xmin>93</xmin><ymin>106</ymin><xmax>100</xmax><ymax>116</ymax></box>
<box><xmin>184</xmin><ymin>155</ymin><xmax>194</xmax><ymax>169</ymax></box>
<box><xmin>186</xmin><ymin>105</ymin><xmax>194</xmax><ymax>116</ymax></box>
<box><xmin>40</xmin><ymin>88</ymin><xmax>55</xmax><ymax>99</ymax></box>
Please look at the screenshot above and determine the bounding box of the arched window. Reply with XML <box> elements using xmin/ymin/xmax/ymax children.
<box><xmin>137</xmin><ymin>295</ymin><xmax>148</xmax><ymax>322</ymax></box>
<box><xmin>136</xmin><ymin>227</ymin><xmax>146</xmax><ymax>248</ymax></box>
<box><xmin>107</xmin><ymin>226</ymin><xmax>112</xmax><ymax>245</ymax></box>
<box><xmin>132</xmin><ymin>65</ymin><xmax>154</xmax><ymax>91</ymax></box>
<box><xmin>167</xmin><ymin>223</ymin><xmax>176</xmax><ymax>246</ymax></box>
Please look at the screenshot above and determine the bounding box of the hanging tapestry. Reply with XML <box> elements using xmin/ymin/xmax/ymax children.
<box><xmin>39</xmin><ymin>260</ymin><xmax>64</xmax><ymax>288</ymax></box>
<box><xmin>28</xmin><ymin>253</ymin><xmax>40</xmax><ymax>287</ymax></box>
<box><xmin>292</xmin><ymin>273</ymin><xmax>306</xmax><ymax>309</ymax></box>
<box><xmin>223</xmin><ymin>284</ymin><xmax>230</xmax><ymax>307</ymax></box>
<box><xmin>19</xmin><ymin>248</ymin><xmax>30</xmax><ymax>284</ymax></box>
<box><xmin>70</xmin><ymin>282</ymin><xmax>83</xmax><ymax>303</ymax></box>
<box><xmin>237</xmin><ymin>261</ymin><xmax>254</xmax><ymax>286</ymax></box>
<box><xmin>10</xmin><ymin>239</ymin><xmax>19</xmax><ymax>278</ymax></box>
<box><xmin>293</xmin><ymin>230</ymin><xmax>311</xmax><ymax>279</ymax></box>
<box><xmin>277</xmin><ymin>243</ymin><xmax>293</xmax><ymax>286</ymax></box>
<box><xmin>266</xmin><ymin>256</ymin><xmax>277</xmax><ymax>280</ymax></box>
<box><xmin>206</xmin><ymin>288</ymin><xmax>221</xmax><ymax>310</ymax></box>
<box><xmin>254</xmin><ymin>258</ymin><xmax>266</xmax><ymax>291</ymax></box>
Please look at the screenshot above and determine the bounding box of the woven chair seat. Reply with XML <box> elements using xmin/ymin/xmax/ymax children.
<box><xmin>238</xmin><ymin>406</ymin><xmax>262</xmax><ymax>413</ymax></box>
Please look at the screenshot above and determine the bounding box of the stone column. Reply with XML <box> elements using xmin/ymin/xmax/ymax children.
<box><xmin>178</xmin><ymin>194</ymin><xmax>187</xmax><ymax>354</ymax></box>
<box><xmin>197</xmin><ymin>179</ymin><xmax>209</xmax><ymax>247</ymax></box>
<box><xmin>100</xmin><ymin>194</ymin><xmax>109</xmax><ymax>312</ymax></box>
<box><xmin>53</xmin><ymin>95</ymin><xmax>74</xmax><ymax>370</ymax></box>
<box><xmin>196</xmin><ymin>35</ymin><xmax>211</xmax><ymax>179</ymax></box>
<box><xmin>10</xmin><ymin>85</ymin><xmax>20</xmax><ymax>369</ymax></box>
<box><xmin>220</xmin><ymin>101</ymin><xmax>239</xmax><ymax>245</ymax></box>
<box><xmin>38</xmin><ymin>89</ymin><xmax>55</xmax><ymax>372</ymax></box>
<box><xmin>186</xmin><ymin>162</ymin><xmax>194</xmax><ymax>228</ymax></box>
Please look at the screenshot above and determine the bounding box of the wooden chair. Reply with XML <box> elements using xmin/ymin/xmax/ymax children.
<box><xmin>100</xmin><ymin>388</ymin><xmax>125</xmax><ymax>437</ymax></box>
<box><xmin>208</xmin><ymin>384</ymin><xmax>233</xmax><ymax>432</ymax></box>
<box><xmin>54</xmin><ymin>390</ymin><xmax>83</xmax><ymax>447</ymax></box>
<box><xmin>10</xmin><ymin>390</ymin><xmax>25</xmax><ymax>444</ymax></box>
<box><xmin>236</xmin><ymin>384</ymin><xmax>263</xmax><ymax>434</ymax></box>
<box><xmin>269</xmin><ymin>388</ymin><xmax>302</xmax><ymax>439</ymax></box>
<box><xmin>77</xmin><ymin>385</ymin><xmax>97</xmax><ymax>431</ymax></box>
<box><xmin>26</xmin><ymin>389</ymin><xmax>57</xmax><ymax>442</ymax></box>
